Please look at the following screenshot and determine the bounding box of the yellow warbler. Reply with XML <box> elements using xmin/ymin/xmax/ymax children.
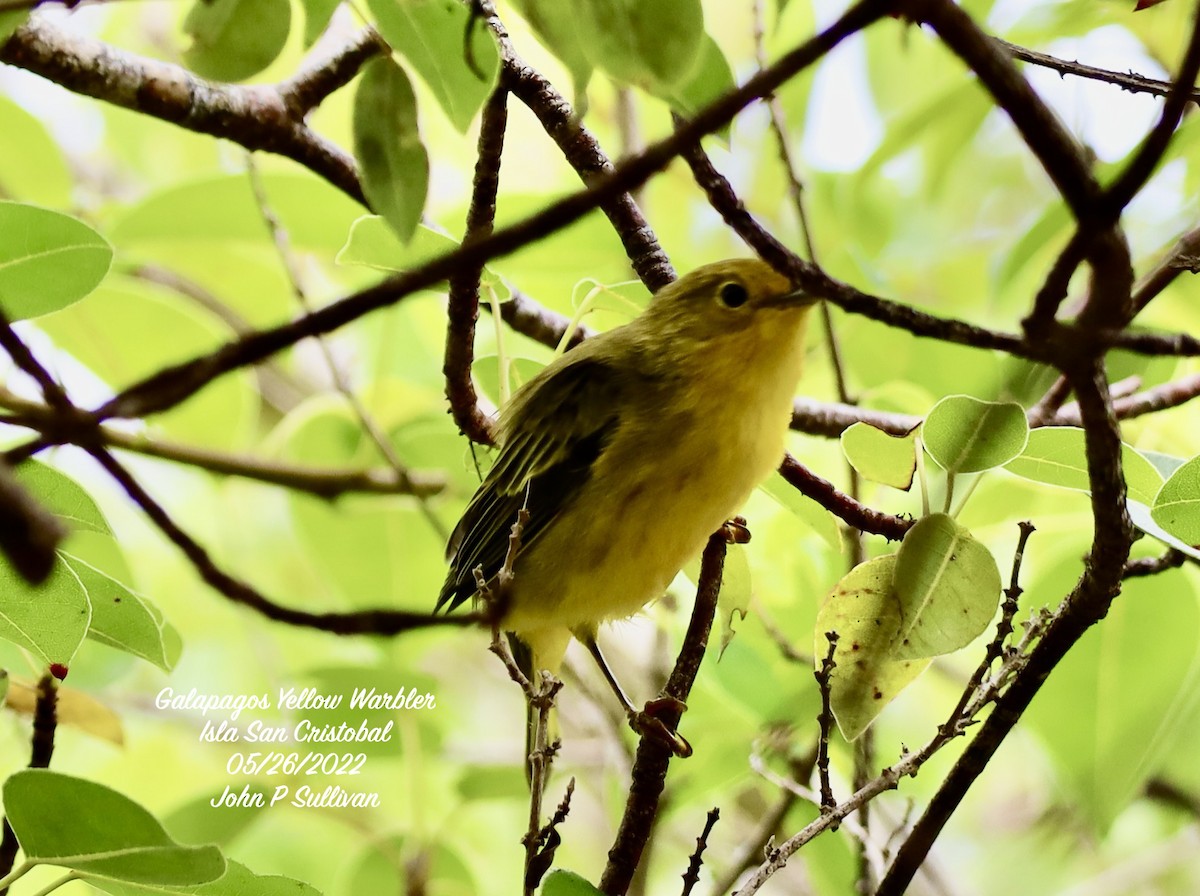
<box><xmin>438</xmin><ymin>258</ymin><xmax>816</xmax><ymax>751</ymax></box>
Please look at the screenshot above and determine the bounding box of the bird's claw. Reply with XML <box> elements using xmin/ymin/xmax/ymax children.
<box><xmin>721</xmin><ymin>516</ymin><xmax>751</xmax><ymax>544</ymax></box>
<box><xmin>629</xmin><ymin>696</ymin><xmax>692</xmax><ymax>757</ymax></box>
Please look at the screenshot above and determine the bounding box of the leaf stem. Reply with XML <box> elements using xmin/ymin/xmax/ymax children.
<box><xmin>26</xmin><ymin>871</ymin><xmax>80</xmax><ymax>896</ymax></box>
<box><xmin>0</xmin><ymin>861</ymin><xmax>34</xmax><ymax>891</ymax></box>
<box><xmin>916</xmin><ymin>439</ymin><xmax>931</xmax><ymax>518</ymax></box>
<box><xmin>949</xmin><ymin>473</ymin><xmax>984</xmax><ymax>519</ymax></box>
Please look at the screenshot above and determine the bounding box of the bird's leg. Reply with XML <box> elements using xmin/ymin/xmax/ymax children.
<box><xmin>580</xmin><ymin>634</ymin><xmax>692</xmax><ymax>758</ymax></box>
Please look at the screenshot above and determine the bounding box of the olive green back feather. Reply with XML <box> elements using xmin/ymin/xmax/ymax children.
<box><xmin>437</xmin><ymin>354</ymin><xmax>624</xmax><ymax>611</ymax></box>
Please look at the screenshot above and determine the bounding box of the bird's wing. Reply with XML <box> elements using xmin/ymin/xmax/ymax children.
<box><xmin>436</xmin><ymin>354</ymin><xmax>625</xmax><ymax>612</ymax></box>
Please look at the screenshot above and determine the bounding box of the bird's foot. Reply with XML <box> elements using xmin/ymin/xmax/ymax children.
<box><xmin>721</xmin><ymin>515</ymin><xmax>751</xmax><ymax>544</ymax></box>
<box><xmin>629</xmin><ymin>695</ymin><xmax>692</xmax><ymax>757</ymax></box>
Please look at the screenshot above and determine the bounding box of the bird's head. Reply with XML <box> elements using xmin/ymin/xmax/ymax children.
<box><xmin>639</xmin><ymin>258</ymin><xmax>818</xmax><ymax>349</ymax></box>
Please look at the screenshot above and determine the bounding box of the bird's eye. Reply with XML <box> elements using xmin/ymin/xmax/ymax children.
<box><xmin>718</xmin><ymin>281</ymin><xmax>749</xmax><ymax>308</ymax></box>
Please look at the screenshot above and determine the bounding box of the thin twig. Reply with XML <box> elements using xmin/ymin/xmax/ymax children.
<box><xmin>1123</xmin><ymin>549</ymin><xmax>1190</xmax><ymax>578</ymax></box>
<box><xmin>0</xmin><ymin>388</ymin><xmax>443</xmax><ymax>498</ymax></box>
<box><xmin>778</xmin><ymin>455</ymin><xmax>912</xmax><ymax>541</ymax></box>
<box><xmin>707</xmin><ymin>789</ymin><xmax>797</xmax><ymax>896</ymax></box>
<box><xmin>89</xmin><ymin>448</ymin><xmax>480</xmax><ymax>634</ymax></box>
<box><xmin>680</xmin><ymin>809</ymin><xmax>720</xmax><ymax>896</ymax></box>
<box><xmin>731</xmin><ymin>605</ymin><xmax>1053</xmax><ymax>895</ymax></box>
<box><xmin>1132</xmin><ymin>224</ymin><xmax>1200</xmax><ymax>313</ymax></box>
<box><xmin>996</xmin><ymin>37</ymin><xmax>1200</xmax><ymax>103</ymax></box>
<box><xmin>814</xmin><ymin>632</ymin><xmax>839</xmax><ymax>811</ymax></box>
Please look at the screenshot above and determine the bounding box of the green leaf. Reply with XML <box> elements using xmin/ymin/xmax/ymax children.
<box><xmin>92</xmin><ymin>860</ymin><xmax>320</xmax><ymax>895</ymax></box>
<box><xmin>1025</xmin><ymin>553</ymin><xmax>1200</xmax><ymax>829</ymax></box>
<box><xmin>509</xmin><ymin>0</ymin><xmax>593</xmax><ymax>96</ymax></box>
<box><xmin>0</xmin><ymin>556</ymin><xmax>89</xmax><ymax>665</ymax></box>
<box><xmin>542</xmin><ymin>869</ymin><xmax>605</xmax><ymax>896</ymax></box>
<box><xmin>1151</xmin><ymin>454</ymin><xmax>1200</xmax><ymax>545</ymax></box>
<box><xmin>366</xmin><ymin>0</ymin><xmax>501</xmax><ymax>133</ymax></box>
<box><xmin>661</xmin><ymin>34</ymin><xmax>736</xmax><ymax>119</ymax></box>
<box><xmin>577</xmin><ymin>0</ymin><xmax>705</xmax><ymax>95</ymax></box>
<box><xmin>4</xmin><ymin>771</ymin><xmax>225</xmax><ymax>885</ymax></box>
<box><xmin>164</xmin><ymin>790</ymin><xmax>270</xmax><ymax>849</ymax></box>
<box><xmin>182</xmin><ymin>0</ymin><xmax>291</xmax><ymax>82</ymax></box>
<box><xmin>1005</xmin><ymin>427</ymin><xmax>1163</xmax><ymax>505</ymax></box>
<box><xmin>62</xmin><ymin>554</ymin><xmax>181</xmax><ymax>672</ymax></box>
<box><xmin>110</xmin><ymin>173</ymin><xmax>364</xmax><ymax>255</ymax></box>
<box><xmin>717</xmin><ymin>543</ymin><xmax>751</xmax><ymax>655</ymax></box>
<box><xmin>815</xmin><ymin>555</ymin><xmax>929</xmax><ymax>740</ymax></box>
<box><xmin>922</xmin><ymin>396</ymin><xmax>1028</xmax><ymax>474</ymax></box>
<box><xmin>1129</xmin><ymin>501</ymin><xmax>1200</xmax><ymax>562</ymax></box>
<box><xmin>761</xmin><ymin>471</ymin><xmax>843</xmax><ymax>553</ymax></box>
<box><xmin>300</xmin><ymin>0</ymin><xmax>341</xmax><ymax>46</ymax></box>
<box><xmin>471</xmin><ymin>355</ymin><xmax>544</xmax><ymax>407</ymax></box>
<box><xmin>0</xmin><ymin>97</ymin><xmax>72</xmax><ymax>207</ymax></box>
<box><xmin>891</xmin><ymin>514</ymin><xmax>1001</xmax><ymax>659</ymax></box>
<box><xmin>0</xmin><ymin>202</ymin><xmax>112</xmax><ymax>320</ymax></box>
<box><xmin>0</xmin><ymin>11</ymin><xmax>27</xmax><ymax>43</ymax></box>
<box><xmin>1141</xmin><ymin>449</ymin><xmax>1187</xmax><ymax>480</ymax></box>
<box><xmin>38</xmin><ymin>278</ymin><xmax>258</xmax><ymax>451</ymax></box>
<box><xmin>841</xmin><ymin>422</ymin><xmax>918</xmax><ymax>490</ymax></box>
<box><xmin>337</xmin><ymin>217</ymin><xmax>458</xmax><ymax>272</ymax></box>
<box><xmin>10</xmin><ymin>460</ymin><xmax>110</xmax><ymax>534</ymax></box>
<box><xmin>353</xmin><ymin>58</ymin><xmax>429</xmax><ymax>243</ymax></box>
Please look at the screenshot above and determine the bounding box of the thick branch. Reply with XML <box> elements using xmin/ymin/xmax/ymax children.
<box><xmin>1104</xmin><ymin>4</ymin><xmax>1200</xmax><ymax>216</ymax></box>
<box><xmin>907</xmin><ymin>0</ymin><xmax>1099</xmax><ymax>218</ymax></box>
<box><xmin>1</xmin><ymin>17</ymin><xmax>374</xmax><ymax>204</ymax></box>
<box><xmin>445</xmin><ymin>87</ymin><xmax>508</xmax><ymax>445</ymax></box>
<box><xmin>490</xmin><ymin>6</ymin><xmax>675</xmax><ymax>291</ymax></box>
<box><xmin>601</xmin><ymin>534</ymin><xmax>726</xmax><ymax>895</ymax></box>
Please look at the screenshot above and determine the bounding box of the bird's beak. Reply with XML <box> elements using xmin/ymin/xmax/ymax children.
<box><xmin>769</xmin><ymin>288</ymin><xmax>819</xmax><ymax>308</ymax></box>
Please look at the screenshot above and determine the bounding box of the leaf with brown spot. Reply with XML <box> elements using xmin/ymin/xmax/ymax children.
<box><xmin>814</xmin><ymin>555</ymin><xmax>930</xmax><ymax>740</ymax></box>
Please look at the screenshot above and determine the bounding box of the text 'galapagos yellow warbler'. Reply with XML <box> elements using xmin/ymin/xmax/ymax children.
<box><xmin>438</xmin><ymin>258</ymin><xmax>817</xmax><ymax>746</ymax></box>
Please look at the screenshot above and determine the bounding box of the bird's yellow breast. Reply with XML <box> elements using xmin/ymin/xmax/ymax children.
<box><xmin>503</xmin><ymin>309</ymin><xmax>809</xmax><ymax>647</ymax></box>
